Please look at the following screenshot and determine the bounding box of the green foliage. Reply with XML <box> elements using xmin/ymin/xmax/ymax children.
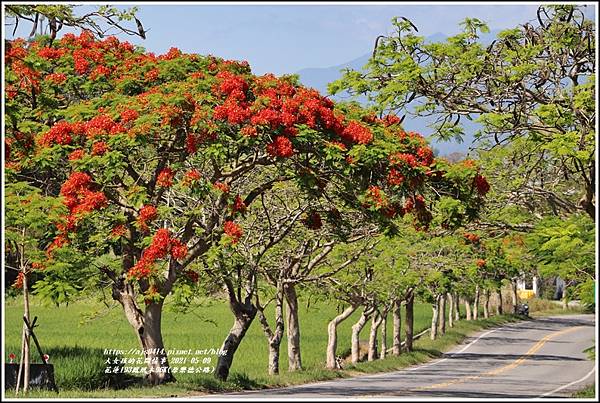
<box><xmin>331</xmin><ymin>5</ymin><xmax>596</xmax><ymax>221</ymax></box>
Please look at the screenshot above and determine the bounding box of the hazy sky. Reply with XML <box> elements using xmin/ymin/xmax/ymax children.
<box><xmin>7</xmin><ymin>2</ymin><xmax>596</xmax><ymax>75</ymax></box>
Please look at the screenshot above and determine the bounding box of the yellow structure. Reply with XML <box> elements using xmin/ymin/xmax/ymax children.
<box><xmin>517</xmin><ymin>289</ymin><xmax>536</xmax><ymax>300</ymax></box>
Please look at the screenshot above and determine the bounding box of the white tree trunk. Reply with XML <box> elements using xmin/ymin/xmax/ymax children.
<box><xmin>465</xmin><ymin>298</ymin><xmax>472</xmax><ymax>320</ymax></box>
<box><xmin>284</xmin><ymin>284</ymin><xmax>302</xmax><ymax>371</ymax></box>
<box><xmin>368</xmin><ymin>312</ymin><xmax>382</xmax><ymax>361</ymax></box>
<box><xmin>351</xmin><ymin>308</ymin><xmax>371</xmax><ymax>364</ymax></box>
<box><xmin>326</xmin><ymin>305</ymin><xmax>357</xmax><ymax>369</ymax></box>
<box><xmin>430</xmin><ymin>297</ymin><xmax>439</xmax><ymax>340</ymax></box>
<box><xmin>256</xmin><ymin>286</ymin><xmax>285</xmax><ymax>375</ymax></box>
<box><xmin>453</xmin><ymin>292</ymin><xmax>460</xmax><ymax>321</ymax></box>
<box><xmin>380</xmin><ymin>313</ymin><xmax>387</xmax><ymax>360</ymax></box>
<box><xmin>483</xmin><ymin>289</ymin><xmax>490</xmax><ymax>318</ymax></box>
<box><xmin>392</xmin><ymin>299</ymin><xmax>401</xmax><ymax>356</ymax></box>
<box><xmin>473</xmin><ymin>286</ymin><xmax>480</xmax><ymax>320</ymax></box>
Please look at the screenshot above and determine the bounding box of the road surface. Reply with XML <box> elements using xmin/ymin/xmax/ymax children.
<box><xmin>210</xmin><ymin>314</ymin><xmax>596</xmax><ymax>399</ymax></box>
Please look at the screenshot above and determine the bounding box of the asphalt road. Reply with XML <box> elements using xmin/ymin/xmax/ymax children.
<box><xmin>213</xmin><ymin>314</ymin><xmax>596</xmax><ymax>399</ymax></box>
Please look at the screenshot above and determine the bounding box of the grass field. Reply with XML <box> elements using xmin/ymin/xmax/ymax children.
<box><xmin>4</xmin><ymin>293</ymin><xmax>436</xmax><ymax>395</ymax></box>
<box><xmin>4</xmin><ymin>294</ymin><xmax>581</xmax><ymax>398</ymax></box>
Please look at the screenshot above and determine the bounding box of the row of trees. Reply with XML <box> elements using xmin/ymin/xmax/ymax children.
<box><xmin>4</xmin><ymin>25</ymin><xmax>486</xmax><ymax>384</ymax></box>
<box><xmin>4</xmin><ymin>3</ymin><xmax>595</xmax><ymax>388</ymax></box>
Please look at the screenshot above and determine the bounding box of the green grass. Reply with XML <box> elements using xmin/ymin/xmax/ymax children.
<box><xmin>572</xmin><ymin>384</ymin><xmax>596</xmax><ymax>398</ymax></box>
<box><xmin>4</xmin><ymin>294</ymin><xmax>437</xmax><ymax>397</ymax></box>
<box><xmin>5</xmin><ymin>293</ymin><xmax>566</xmax><ymax>398</ymax></box>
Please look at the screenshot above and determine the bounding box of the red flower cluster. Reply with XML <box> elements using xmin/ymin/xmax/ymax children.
<box><xmin>473</xmin><ymin>174</ymin><xmax>490</xmax><ymax>195</ymax></box>
<box><xmin>231</xmin><ymin>195</ymin><xmax>247</xmax><ymax>214</ymax></box>
<box><xmin>90</xmin><ymin>65</ymin><xmax>111</xmax><ymax>80</ymax></box>
<box><xmin>37</xmin><ymin>47</ymin><xmax>66</xmax><ymax>59</ymax></box>
<box><xmin>74</xmin><ymin>55</ymin><xmax>90</xmax><ymax>75</ymax></box>
<box><xmin>160</xmin><ymin>47</ymin><xmax>182</xmax><ymax>60</ymax></box>
<box><xmin>12</xmin><ymin>272</ymin><xmax>24</xmax><ymax>289</ymax></box>
<box><xmin>213</xmin><ymin>181</ymin><xmax>230</xmax><ymax>193</ymax></box>
<box><xmin>266</xmin><ymin>136</ymin><xmax>294</xmax><ymax>157</ymax></box>
<box><xmin>387</xmin><ymin>168</ymin><xmax>405</xmax><ymax>186</ymax></box>
<box><xmin>213</xmin><ymin>97</ymin><xmax>252</xmax><ymax>125</ymax></box>
<box><xmin>60</xmin><ymin>172</ymin><xmax>108</xmax><ymax>226</ymax></box>
<box><xmin>383</xmin><ymin>114</ymin><xmax>401</xmax><ymax>127</ymax></box>
<box><xmin>85</xmin><ymin>114</ymin><xmax>116</xmax><ymax>138</ymax></box>
<box><xmin>476</xmin><ymin>259</ymin><xmax>486</xmax><ymax>268</ymax></box>
<box><xmin>464</xmin><ymin>232</ymin><xmax>480</xmax><ymax>244</ymax></box>
<box><xmin>45</xmin><ymin>72</ymin><xmax>67</xmax><ymax>84</ymax></box>
<box><xmin>216</xmin><ymin>71</ymin><xmax>249</xmax><ymax>98</ymax></box>
<box><xmin>365</xmin><ymin>186</ymin><xmax>387</xmax><ymax>209</ymax></box>
<box><xmin>389</xmin><ymin>152</ymin><xmax>419</xmax><ymax>168</ymax></box>
<box><xmin>157</xmin><ymin>167</ymin><xmax>174</xmax><ymax>187</ymax></box>
<box><xmin>341</xmin><ymin>121</ymin><xmax>373</xmax><ymax>144</ymax></box>
<box><xmin>416</xmin><ymin>146</ymin><xmax>434</xmax><ymax>166</ymax></box>
<box><xmin>120</xmin><ymin>109</ymin><xmax>139</xmax><ymax>123</ymax></box>
<box><xmin>182</xmin><ymin>169</ymin><xmax>202</xmax><ymax>186</ymax></box>
<box><xmin>240</xmin><ymin>125</ymin><xmax>258</xmax><ymax>137</ymax></box>
<box><xmin>91</xmin><ymin>141</ymin><xmax>108</xmax><ymax>156</ymax></box>
<box><xmin>223</xmin><ymin>220</ymin><xmax>243</xmax><ymax>244</ymax></box>
<box><xmin>145</xmin><ymin>68</ymin><xmax>160</xmax><ymax>81</ymax></box>
<box><xmin>39</xmin><ymin>121</ymin><xmax>77</xmax><ymax>147</ymax></box>
<box><xmin>128</xmin><ymin>228</ymin><xmax>188</xmax><ymax>280</ymax></box>
<box><xmin>68</xmin><ymin>149</ymin><xmax>85</xmax><ymax>161</ymax></box>
<box><xmin>138</xmin><ymin>204</ymin><xmax>158</xmax><ymax>231</ymax></box>
<box><xmin>46</xmin><ymin>234</ymin><xmax>68</xmax><ymax>258</ymax></box>
<box><xmin>110</xmin><ymin>224</ymin><xmax>127</xmax><ymax>239</ymax></box>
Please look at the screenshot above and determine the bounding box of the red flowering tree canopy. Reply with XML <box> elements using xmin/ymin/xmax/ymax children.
<box><xmin>5</xmin><ymin>32</ymin><xmax>489</xmax><ymax>289</ymax></box>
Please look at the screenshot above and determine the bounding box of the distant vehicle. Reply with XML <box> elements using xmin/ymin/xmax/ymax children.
<box><xmin>516</xmin><ymin>303</ymin><xmax>529</xmax><ymax>317</ymax></box>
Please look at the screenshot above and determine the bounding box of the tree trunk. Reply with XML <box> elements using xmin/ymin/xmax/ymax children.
<box><xmin>496</xmin><ymin>288</ymin><xmax>503</xmax><ymax>315</ymax></box>
<box><xmin>256</xmin><ymin>285</ymin><xmax>285</xmax><ymax>375</ymax></box>
<box><xmin>116</xmin><ymin>285</ymin><xmax>175</xmax><ymax>385</ymax></box>
<box><xmin>326</xmin><ymin>305</ymin><xmax>357</xmax><ymax>369</ymax></box>
<box><xmin>351</xmin><ymin>308</ymin><xmax>371</xmax><ymax>364</ymax></box>
<box><xmin>483</xmin><ymin>289</ymin><xmax>490</xmax><ymax>318</ymax></box>
<box><xmin>453</xmin><ymin>292</ymin><xmax>460</xmax><ymax>321</ymax></box>
<box><xmin>215</xmin><ymin>300</ymin><xmax>257</xmax><ymax>381</ymax></box>
<box><xmin>465</xmin><ymin>298</ymin><xmax>472</xmax><ymax>320</ymax></box>
<box><xmin>283</xmin><ymin>283</ymin><xmax>302</xmax><ymax>371</ymax></box>
<box><xmin>511</xmin><ymin>280</ymin><xmax>519</xmax><ymax>313</ymax></box>
<box><xmin>16</xmin><ymin>268</ymin><xmax>31</xmax><ymax>395</ymax></box>
<box><xmin>368</xmin><ymin>311</ymin><xmax>384</xmax><ymax>361</ymax></box>
<box><xmin>392</xmin><ymin>299</ymin><xmax>402</xmax><ymax>356</ymax></box>
<box><xmin>405</xmin><ymin>291</ymin><xmax>414</xmax><ymax>352</ymax></box>
<box><xmin>447</xmin><ymin>293</ymin><xmax>454</xmax><ymax>328</ymax></box>
<box><xmin>438</xmin><ymin>293</ymin><xmax>446</xmax><ymax>335</ymax></box>
<box><xmin>562</xmin><ymin>285</ymin><xmax>569</xmax><ymax>310</ymax></box>
<box><xmin>141</xmin><ymin>303</ymin><xmax>173</xmax><ymax>384</ymax></box>
<box><xmin>380</xmin><ymin>312</ymin><xmax>387</xmax><ymax>360</ymax></box>
<box><xmin>430</xmin><ymin>296</ymin><xmax>439</xmax><ymax>340</ymax></box>
<box><xmin>473</xmin><ymin>286</ymin><xmax>480</xmax><ymax>320</ymax></box>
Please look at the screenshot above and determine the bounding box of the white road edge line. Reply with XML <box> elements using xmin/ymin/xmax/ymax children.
<box><xmin>539</xmin><ymin>366</ymin><xmax>596</xmax><ymax>397</ymax></box>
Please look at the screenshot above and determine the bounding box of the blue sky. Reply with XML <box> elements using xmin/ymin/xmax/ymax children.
<box><xmin>7</xmin><ymin>2</ymin><xmax>596</xmax><ymax>75</ymax></box>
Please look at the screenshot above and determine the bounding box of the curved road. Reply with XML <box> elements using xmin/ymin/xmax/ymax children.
<box><xmin>213</xmin><ymin>314</ymin><xmax>596</xmax><ymax>399</ymax></box>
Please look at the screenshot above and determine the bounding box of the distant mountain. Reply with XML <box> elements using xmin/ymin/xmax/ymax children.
<box><xmin>295</xmin><ymin>30</ymin><xmax>501</xmax><ymax>156</ymax></box>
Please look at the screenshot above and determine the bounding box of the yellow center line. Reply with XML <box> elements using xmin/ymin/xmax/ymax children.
<box><xmin>413</xmin><ymin>326</ymin><xmax>582</xmax><ymax>391</ymax></box>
